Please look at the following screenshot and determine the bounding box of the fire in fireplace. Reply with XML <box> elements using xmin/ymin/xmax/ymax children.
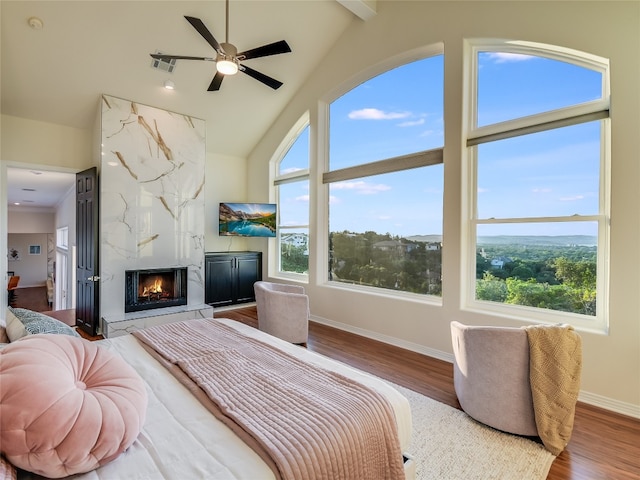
<box><xmin>125</xmin><ymin>267</ymin><xmax>188</xmax><ymax>313</ymax></box>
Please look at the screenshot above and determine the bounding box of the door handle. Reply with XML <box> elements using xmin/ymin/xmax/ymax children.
<box><xmin>87</xmin><ymin>276</ymin><xmax>100</xmax><ymax>282</ymax></box>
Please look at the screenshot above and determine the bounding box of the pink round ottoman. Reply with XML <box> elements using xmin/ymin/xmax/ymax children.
<box><xmin>0</xmin><ymin>334</ymin><xmax>147</xmax><ymax>478</ymax></box>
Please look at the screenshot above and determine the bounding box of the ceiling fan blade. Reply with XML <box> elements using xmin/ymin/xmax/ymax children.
<box><xmin>240</xmin><ymin>64</ymin><xmax>283</xmax><ymax>90</ymax></box>
<box><xmin>184</xmin><ymin>15</ymin><xmax>224</xmax><ymax>53</ymax></box>
<box><xmin>208</xmin><ymin>72</ymin><xmax>225</xmax><ymax>91</ymax></box>
<box><xmin>238</xmin><ymin>40</ymin><xmax>291</xmax><ymax>60</ymax></box>
<box><xmin>150</xmin><ymin>54</ymin><xmax>214</xmax><ymax>61</ymax></box>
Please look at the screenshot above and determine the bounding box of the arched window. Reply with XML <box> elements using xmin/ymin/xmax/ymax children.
<box><xmin>324</xmin><ymin>51</ymin><xmax>445</xmax><ymax>298</ymax></box>
<box><xmin>273</xmin><ymin>118</ymin><xmax>310</xmax><ymax>276</ymax></box>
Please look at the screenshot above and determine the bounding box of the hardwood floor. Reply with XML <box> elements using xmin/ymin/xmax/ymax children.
<box><xmin>220</xmin><ymin>306</ymin><xmax>640</xmax><ymax>480</ymax></box>
<box><xmin>8</xmin><ymin>286</ymin><xmax>49</xmax><ymax>312</ymax></box>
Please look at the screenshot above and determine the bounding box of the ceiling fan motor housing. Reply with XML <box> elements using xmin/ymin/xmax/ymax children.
<box><xmin>220</xmin><ymin>42</ymin><xmax>238</xmax><ymax>57</ymax></box>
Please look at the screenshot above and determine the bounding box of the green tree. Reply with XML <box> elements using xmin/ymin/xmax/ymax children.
<box><xmin>553</xmin><ymin>257</ymin><xmax>596</xmax><ymax>289</ymax></box>
<box><xmin>281</xmin><ymin>244</ymin><xmax>308</xmax><ymax>273</ymax></box>
<box><xmin>505</xmin><ymin>278</ymin><xmax>575</xmax><ymax>313</ymax></box>
<box><xmin>476</xmin><ymin>272</ymin><xmax>508</xmax><ymax>302</ymax></box>
<box><xmin>553</xmin><ymin>257</ymin><xmax>597</xmax><ymax>315</ymax></box>
<box><xmin>476</xmin><ymin>253</ymin><xmax>491</xmax><ymax>278</ymax></box>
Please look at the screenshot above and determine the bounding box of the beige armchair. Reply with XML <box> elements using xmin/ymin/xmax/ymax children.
<box><xmin>254</xmin><ymin>281</ymin><xmax>309</xmax><ymax>345</ymax></box>
<box><xmin>450</xmin><ymin>320</ymin><xmax>582</xmax><ymax>455</ymax></box>
<box><xmin>450</xmin><ymin>321</ymin><xmax>538</xmax><ymax>436</ymax></box>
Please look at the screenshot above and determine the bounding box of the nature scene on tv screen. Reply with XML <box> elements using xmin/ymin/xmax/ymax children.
<box><xmin>219</xmin><ymin>203</ymin><xmax>276</xmax><ymax>237</ymax></box>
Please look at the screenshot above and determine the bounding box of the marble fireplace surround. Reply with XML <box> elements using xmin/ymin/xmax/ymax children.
<box><xmin>99</xmin><ymin>95</ymin><xmax>212</xmax><ymax>336</ymax></box>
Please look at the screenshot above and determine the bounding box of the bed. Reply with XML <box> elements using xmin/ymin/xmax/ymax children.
<box><xmin>2</xmin><ymin>316</ymin><xmax>414</xmax><ymax>480</ymax></box>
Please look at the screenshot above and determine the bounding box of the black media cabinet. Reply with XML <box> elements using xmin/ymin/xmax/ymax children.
<box><xmin>205</xmin><ymin>252</ymin><xmax>262</xmax><ymax>307</ymax></box>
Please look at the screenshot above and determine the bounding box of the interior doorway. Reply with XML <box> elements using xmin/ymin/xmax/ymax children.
<box><xmin>4</xmin><ymin>164</ymin><xmax>77</xmax><ymax>313</ymax></box>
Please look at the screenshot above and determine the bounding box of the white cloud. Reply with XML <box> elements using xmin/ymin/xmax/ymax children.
<box><xmin>559</xmin><ymin>194</ymin><xmax>585</xmax><ymax>201</ymax></box>
<box><xmin>477</xmin><ymin>187</ymin><xmax>489</xmax><ymax>194</ymax></box>
<box><xmin>348</xmin><ymin>108</ymin><xmax>411</xmax><ymax>120</ymax></box>
<box><xmin>532</xmin><ymin>187</ymin><xmax>552</xmax><ymax>193</ymax></box>
<box><xmin>295</xmin><ymin>194</ymin><xmax>310</xmax><ymax>202</ymax></box>
<box><xmin>486</xmin><ymin>52</ymin><xmax>535</xmax><ymax>64</ymax></box>
<box><xmin>397</xmin><ymin>118</ymin><xmax>425</xmax><ymax>127</ymax></box>
<box><xmin>332</xmin><ymin>180</ymin><xmax>391</xmax><ymax>195</ymax></box>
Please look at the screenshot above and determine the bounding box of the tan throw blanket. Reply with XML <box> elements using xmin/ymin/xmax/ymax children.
<box><xmin>524</xmin><ymin>324</ymin><xmax>582</xmax><ymax>455</ymax></box>
<box><xmin>133</xmin><ymin>319</ymin><xmax>405</xmax><ymax>480</ymax></box>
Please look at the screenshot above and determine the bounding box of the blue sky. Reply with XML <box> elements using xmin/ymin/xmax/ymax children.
<box><xmin>280</xmin><ymin>51</ymin><xmax>603</xmax><ymax>238</ymax></box>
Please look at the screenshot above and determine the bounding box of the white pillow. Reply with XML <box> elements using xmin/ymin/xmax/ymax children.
<box><xmin>5</xmin><ymin>309</ymin><xmax>28</xmax><ymax>342</ymax></box>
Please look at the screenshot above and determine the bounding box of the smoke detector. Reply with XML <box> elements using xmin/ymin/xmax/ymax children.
<box><xmin>28</xmin><ymin>17</ymin><xmax>44</xmax><ymax>29</ymax></box>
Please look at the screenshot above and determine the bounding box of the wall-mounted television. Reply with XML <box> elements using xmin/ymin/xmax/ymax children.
<box><xmin>219</xmin><ymin>202</ymin><xmax>277</xmax><ymax>237</ymax></box>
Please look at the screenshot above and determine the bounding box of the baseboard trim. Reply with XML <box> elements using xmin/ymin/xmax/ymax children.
<box><xmin>577</xmin><ymin>391</ymin><xmax>640</xmax><ymax>419</ymax></box>
<box><xmin>310</xmin><ymin>314</ymin><xmax>453</xmax><ymax>364</ymax></box>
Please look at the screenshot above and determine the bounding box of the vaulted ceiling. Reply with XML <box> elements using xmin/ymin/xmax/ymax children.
<box><xmin>2</xmin><ymin>1</ymin><xmax>374</xmax><ymax>207</ymax></box>
<box><xmin>1</xmin><ymin>1</ymin><xmax>370</xmax><ymax>159</ymax></box>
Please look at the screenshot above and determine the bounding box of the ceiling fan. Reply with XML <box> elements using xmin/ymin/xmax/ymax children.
<box><xmin>150</xmin><ymin>0</ymin><xmax>291</xmax><ymax>91</ymax></box>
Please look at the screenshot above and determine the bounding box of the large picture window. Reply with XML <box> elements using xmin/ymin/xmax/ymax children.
<box><xmin>325</xmin><ymin>52</ymin><xmax>444</xmax><ymax>298</ymax></box>
<box><xmin>465</xmin><ymin>40</ymin><xmax>610</xmax><ymax>329</ymax></box>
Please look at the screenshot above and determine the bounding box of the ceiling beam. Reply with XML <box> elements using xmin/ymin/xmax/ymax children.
<box><xmin>336</xmin><ymin>0</ymin><xmax>377</xmax><ymax>21</ymax></box>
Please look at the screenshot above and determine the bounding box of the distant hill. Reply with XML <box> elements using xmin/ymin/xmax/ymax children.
<box><xmin>406</xmin><ymin>235</ymin><xmax>597</xmax><ymax>246</ymax></box>
<box><xmin>406</xmin><ymin>235</ymin><xmax>443</xmax><ymax>243</ymax></box>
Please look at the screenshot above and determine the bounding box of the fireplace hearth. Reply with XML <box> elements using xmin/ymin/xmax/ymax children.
<box><xmin>125</xmin><ymin>267</ymin><xmax>187</xmax><ymax>313</ymax></box>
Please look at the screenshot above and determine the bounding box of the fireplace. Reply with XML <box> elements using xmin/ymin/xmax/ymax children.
<box><xmin>125</xmin><ymin>267</ymin><xmax>187</xmax><ymax>313</ymax></box>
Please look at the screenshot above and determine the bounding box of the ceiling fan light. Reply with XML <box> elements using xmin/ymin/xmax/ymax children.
<box><xmin>217</xmin><ymin>58</ymin><xmax>239</xmax><ymax>75</ymax></box>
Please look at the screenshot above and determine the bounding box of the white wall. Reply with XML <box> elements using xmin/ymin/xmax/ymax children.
<box><xmin>204</xmin><ymin>152</ymin><xmax>252</xmax><ymax>254</ymax></box>
<box><xmin>1</xmin><ymin>115</ymin><xmax>91</xmax><ymax>168</ymax></box>
<box><xmin>247</xmin><ymin>1</ymin><xmax>640</xmax><ymax>416</ymax></box>
<box><xmin>7</xmin><ymin>233</ymin><xmax>49</xmax><ymax>287</ymax></box>
<box><xmin>7</xmin><ymin>208</ymin><xmax>55</xmax><ymax>234</ymax></box>
<box><xmin>6</xmin><ymin>208</ymin><xmax>55</xmax><ymax>287</ymax></box>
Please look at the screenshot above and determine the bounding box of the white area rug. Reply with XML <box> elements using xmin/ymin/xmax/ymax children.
<box><xmin>394</xmin><ymin>385</ymin><xmax>556</xmax><ymax>480</ymax></box>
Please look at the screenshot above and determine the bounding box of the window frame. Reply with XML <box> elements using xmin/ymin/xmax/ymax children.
<box><xmin>271</xmin><ymin>113</ymin><xmax>311</xmax><ymax>281</ymax></box>
<box><xmin>461</xmin><ymin>39</ymin><xmax>611</xmax><ymax>333</ymax></box>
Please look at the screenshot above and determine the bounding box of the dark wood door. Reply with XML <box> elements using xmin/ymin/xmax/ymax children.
<box><xmin>76</xmin><ymin>167</ymin><xmax>99</xmax><ymax>335</ymax></box>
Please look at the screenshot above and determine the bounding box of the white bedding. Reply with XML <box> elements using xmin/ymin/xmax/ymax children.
<box><xmin>70</xmin><ymin>318</ymin><xmax>412</xmax><ymax>479</ymax></box>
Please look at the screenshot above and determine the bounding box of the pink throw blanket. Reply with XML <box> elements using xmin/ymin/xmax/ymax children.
<box><xmin>133</xmin><ymin>319</ymin><xmax>405</xmax><ymax>480</ymax></box>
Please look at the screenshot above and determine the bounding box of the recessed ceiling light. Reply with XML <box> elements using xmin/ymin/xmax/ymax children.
<box><xmin>13</xmin><ymin>202</ymin><xmax>20</xmax><ymax>206</ymax></box>
<box><xmin>164</xmin><ymin>80</ymin><xmax>175</xmax><ymax>90</ymax></box>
